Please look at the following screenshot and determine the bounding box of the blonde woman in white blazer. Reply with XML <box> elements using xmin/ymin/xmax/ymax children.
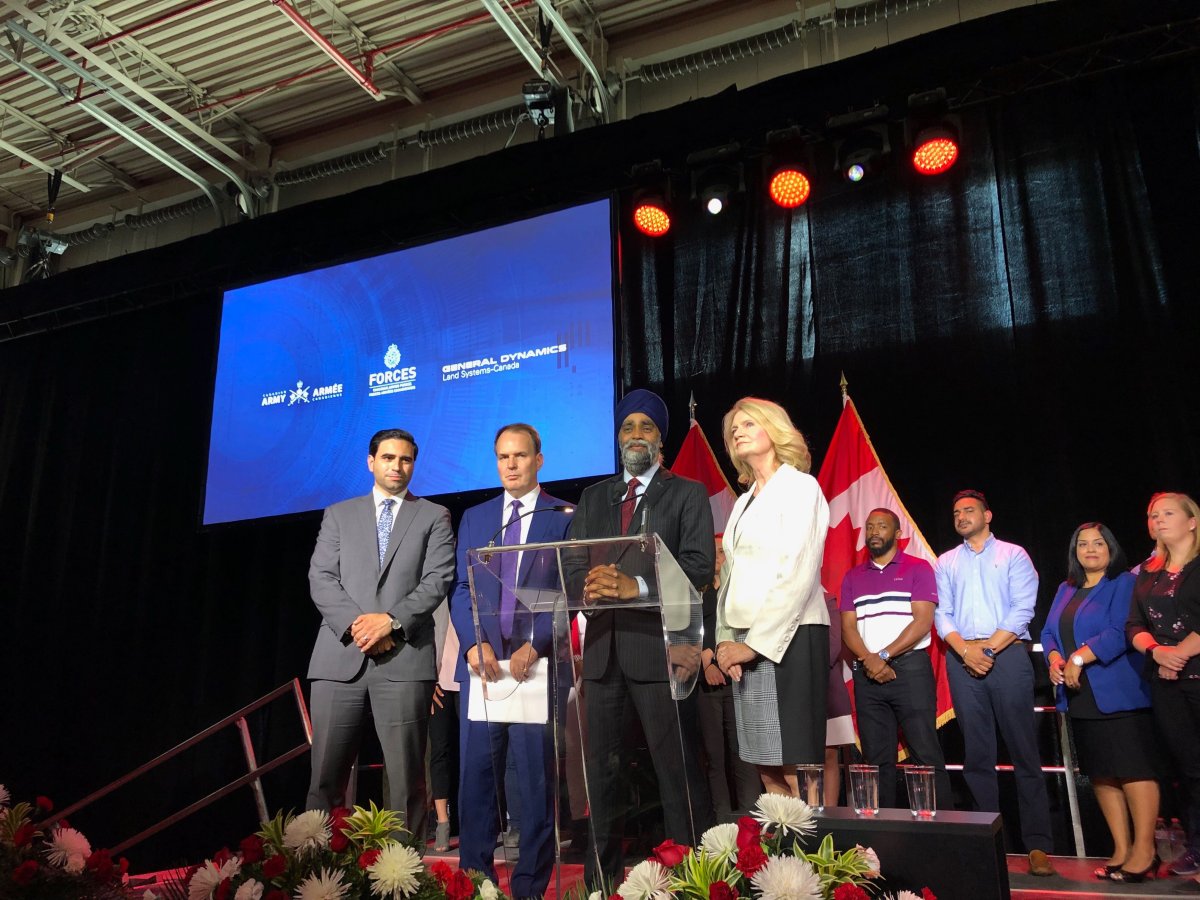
<box><xmin>715</xmin><ymin>397</ymin><xmax>831</xmax><ymax>796</ymax></box>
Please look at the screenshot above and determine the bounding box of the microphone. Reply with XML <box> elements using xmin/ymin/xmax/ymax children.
<box><xmin>480</xmin><ymin>504</ymin><xmax>574</xmax><ymax>561</ymax></box>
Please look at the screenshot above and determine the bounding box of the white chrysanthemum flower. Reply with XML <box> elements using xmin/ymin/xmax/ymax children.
<box><xmin>283</xmin><ymin>810</ymin><xmax>332</xmax><ymax>856</ymax></box>
<box><xmin>588</xmin><ymin>892</ymin><xmax>602</xmax><ymax>900</ymax></box>
<box><xmin>187</xmin><ymin>861</ymin><xmax>223</xmax><ymax>900</ymax></box>
<box><xmin>220</xmin><ymin>858</ymin><xmax>242</xmax><ymax>880</ymax></box>
<box><xmin>699</xmin><ymin>823</ymin><xmax>740</xmax><ymax>863</ymax></box>
<box><xmin>480</xmin><ymin>880</ymin><xmax>499</xmax><ymax>900</ymax></box>
<box><xmin>367</xmin><ymin>843</ymin><xmax>422</xmax><ymax>898</ymax></box>
<box><xmin>46</xmin><ymin>826</ymin><xmax>92</xmax><ymax>873</ymax></box>
<box><xmin>0</xmin><ymin>784</ymin><xmax>10</xmax><ymax>807</ymax></box>
<box><xmin>750</xmin><ymin>855</ymin><xmax>822</xmax><ymax>900</ymax></box>
<box><xmin>752</xmin><ymin>793</ymin><xmax>816</xmax><ymax>838</ymax></box>
<box><xmin>891</xmin><ymin>892</ymin><xmax>922</xmax><ymax>900</ymax></box>
<box><xmin>235</xmin><ymin>879</ymin><xmax>265</xmax><ymax>900</ymax></box>
<box><xmin>617</xmin><ymin>859</ymin><xmax>672</xmax><ymax>900</ymax></box>
<box><xmin>855</xmin><ymin>844</ymin><xmax>881</xmax><ymax>877</ymax></box>
<box><xmin>294</xmin><ymin>867</ymin><xmax>349</xmax><ymax>900</ymax></box>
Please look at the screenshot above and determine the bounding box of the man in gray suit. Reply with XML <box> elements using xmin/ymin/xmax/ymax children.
<box><xmin>306</xmin><ymin>427</ymin><xmax>455</xmax><ymax>843</ymax></box>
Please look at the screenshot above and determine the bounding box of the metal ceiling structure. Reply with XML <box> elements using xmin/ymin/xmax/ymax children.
<box><xmin>0</xmin><ymin>0</ymin><xmax>1046</xmax><ymax>275</ymax></box>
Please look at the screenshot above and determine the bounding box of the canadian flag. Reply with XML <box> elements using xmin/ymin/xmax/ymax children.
<box><xmin>816</xmin><ymin>392</ymin><xmax>956</xmax><ymax>732</ymax></box>
<box><xmin>670</xmin><ymin>417</ymin><xmax>737</xmax><ymax>533</ymax></box>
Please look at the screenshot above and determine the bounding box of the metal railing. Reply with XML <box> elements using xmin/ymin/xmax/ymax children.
<box><xmin>39</xmin><ymin>679</ymin><xmax>312</xmax><ymax>855</ymax></box>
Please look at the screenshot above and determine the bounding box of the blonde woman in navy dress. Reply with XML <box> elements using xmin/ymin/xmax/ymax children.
<box><xmin>715</xmin><ymin>397</ymin><xmax>830</xmax><ymax>796</ymax></box>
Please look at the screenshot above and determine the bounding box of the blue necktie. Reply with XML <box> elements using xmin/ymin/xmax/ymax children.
<box><xmin>378</xmin><ymin>498</ymin><xmax>395</xmax><ymax>569</ymax></box>
<box><xmin>499</xmin><ymin>499</ymin><xmax>522</xmax><ymax>640</ymax></box>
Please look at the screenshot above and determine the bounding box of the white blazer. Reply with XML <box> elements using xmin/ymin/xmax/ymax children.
<box><xmin>717</xmin><ymin>464</ymin><xmax>830</xmax><ymax>663</ymax></box>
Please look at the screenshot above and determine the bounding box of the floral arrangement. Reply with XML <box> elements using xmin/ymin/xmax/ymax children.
<box><xmin>179</xmin><ymin>803</ymin><xmax>506</xmax><ymax>900</ymax></box>
<box><xmin>612</xmin><ymin>794</ymin><xmax>935</xmax><ymax>900</ymax></box>
<box><xmin>0</xmin><ymin>784</ymin><xmax>130</xmax><ymax>899</ymax></box>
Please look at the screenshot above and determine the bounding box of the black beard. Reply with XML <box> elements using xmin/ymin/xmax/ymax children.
<box><xmin>867</xmin><ymin>537</ymin><xmax>896</xmax><ymax>559</ymax></box>
<box><xmin>621</xmin><ymin>440</ymin><xmax>660</xmax><ymax>476</ymax></box>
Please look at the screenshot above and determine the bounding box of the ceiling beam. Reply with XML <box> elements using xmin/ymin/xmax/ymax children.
<box><xmin>1</xmin><ymin>0</ymin><xmax>256</xmax><ymax>170</ymax></box>
<box><xmin>76</xmin><ymin>5</ymin><xmax>270</xmax><ymax>148</ymax></box>
<box><xmin>0</xmin><ymin>135</ymin><xmax>91</xmax><ymax>192</ymax></box>
<box><xmin>305</xmin><ymin>0</ymin><xmax>426</xmax><ymax>105</ymax></box>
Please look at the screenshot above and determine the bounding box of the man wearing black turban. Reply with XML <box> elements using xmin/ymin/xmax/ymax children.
<box><xmin>568</xmin><ymin>388</ymin><xmax>715</xmax><ymax>886</ymax></box>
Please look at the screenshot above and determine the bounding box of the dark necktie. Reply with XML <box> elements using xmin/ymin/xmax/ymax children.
<box><xmin>620</xmin><ymin>477</ymin><xmax>641</xmax><ymax>534</ymax></box>
<box><xmin>377</xmin><ymin>498</ymin><xmax>395</xmax><ymax>569</ymax></box>
<box><xmin>499</xmin><ymin>499</ymin><xmax>522</xmax><ymax>640</ymax></box>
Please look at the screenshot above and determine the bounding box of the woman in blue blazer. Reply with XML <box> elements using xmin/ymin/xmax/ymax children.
<box><xmin>1042</xmin><ymin>522</ymin><xmax>1160</xmax><ymax>882</ymax></box>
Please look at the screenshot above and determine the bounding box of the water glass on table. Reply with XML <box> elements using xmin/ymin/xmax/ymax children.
<box><xmin>796</xmin><ymin>764</ymin><xmax>824</xmax><ymax>813</ymax></box>
<box><xmin>848</xmin><ymin>764</ymin><xmax>879</xmax><ymax>816</ymax></box>
<box><xmin>904</xmin><ymin>765</ymin><xmax>936</xmax><ymax>818</ymax></box>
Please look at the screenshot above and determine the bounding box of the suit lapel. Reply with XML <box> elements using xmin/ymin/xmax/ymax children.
<box><xmin>379</xmin><ymin>494</ymin><xmax>419</xmax><ymax>579</ymax></box>
<box><xmin>1075</xmin><ymin>576</ymin><xmax>1111</xmax><ymax>621</ymax></box>
<box><xmin>518</xmin><ymin>494</ymin><xmax>557</xmax><ymax>585</ymax></box>
<box><xmin>634</xmin><ymin>468</ymin><xmax>672</xmax><ymax>535</ymax></box>
<box><xmin>606</xmin><ymin>475</ymin><xmax>624</xmax><ymax>535</ymax></box>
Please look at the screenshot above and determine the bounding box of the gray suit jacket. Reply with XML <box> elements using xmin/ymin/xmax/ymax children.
<box><xmin>307</xmin><ymin>492</ymin><xmax>456</xmax><ymax>682</ymax></box>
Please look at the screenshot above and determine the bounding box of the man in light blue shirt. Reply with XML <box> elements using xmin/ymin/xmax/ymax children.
<box><xmin>935</xmin><ymin>489</ymin><xmax>1055</xmax><ymax>877</ymax></box>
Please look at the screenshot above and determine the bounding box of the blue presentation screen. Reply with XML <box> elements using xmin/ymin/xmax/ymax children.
<box><xmin>204</xmin><ymin>199</ymin><xmax>616</xmax><ymax>525</ymax></box>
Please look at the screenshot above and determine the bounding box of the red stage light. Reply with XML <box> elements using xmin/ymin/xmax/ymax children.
<box><xmin>768</xmin><ymin>168</ymin><xmax>811</xmax><ymax>208</ymax></box>
<box><xmin>912</xmin><ymin>130</ymin><xmax>959</xmax><ymax>175</ymax></box>
<box><xmin>633</xmin><ymin>201</ymin><xmax>671</xmax><ymax>237</ymax></box>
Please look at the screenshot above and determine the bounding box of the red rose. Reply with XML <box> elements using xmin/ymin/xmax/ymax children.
<box><xmin>36</xmin><ymin>795</ymin><xmax>53</xmax><ymax>812</ymax></box>
<box><xmin>240</xmin><ymin>834</ymin><xmax>265</xmax><ymax>864</ymax></box>
<box><xmin>118</xmin><ymin>857</ymin><xmax>130</xmax><ymax>877</ymax></box>
<box><xmin>430</xmin><ymin>860</ymin><xmax>454</xmax><ymax>885</ymax></box>
<box><xmin>652</xmin><ymin>838</ymin><xmax>690</xmax><ymax>867</ymax></box>
<box><xmin>261</xmin><ymin>854</ymin><xmax>287</xmax><ymax>879</ymax></box>
<box><xmin>213</xmin><ymin>846</ymin><xmax>233</xmax><ymax>867</ymax></box>
<box><xmin>736</xmin><ymin>816</ymin><xmax>761</xmax><ymax>850</ymax></box>
<box><xmin>12</xmin><ymin>860</ymin><xmax>39</xmax><ymax>886</ymax></box>
<box><xmin>13</xmin><ymin>822</ymin><xmax>36</xmax><ymax>847</ymax></box>
<box><xmin>921</xmin><ymin>890</ymin><xmax>937</xmax><ymax>900</ymax></box>
<box><xmin>446</xmin><ymin>869</ymin><xmax>474</xmax><ymax>900</ymax></box>
<box><xmin>86</xmin><ymin>849</ymin><xmax>115</xmax><ymax>882</ymax></box>
<box><xmin>264</xmin><ymin>891</ymin><xmax>290</xmax><ymax>900</ymax></box>
<box><xmin>331</xmin><ymin>806</ymin><xmax>352</xmax><ymax>820</ymax></box>
<box><xmin>214</xmin><ymin>878</ymin><xmax>233</xmax><ymax>900</ymax></box>
<box><xmin>735</xmin><ymin>844</ymin><xmax>768</xmax><ymax>877</ymax></box>
<box><xmin>359</xmin><ymin>849</ymin><xmax>382</xmax><ymax>869</ymax></box>
<box><xmin>709</xmin><ymin>880</ymin><xmax>736</xmax><ymax>900</ymax></box>
<box><xmin>330</xmin><ymin>829</ymin><xmax>350</xmax><ymax>852</ymax></box>
<box><xmin>833</xmin><ymin>885</ymin><xmax>869</xmax><ymax>900</ymax></box>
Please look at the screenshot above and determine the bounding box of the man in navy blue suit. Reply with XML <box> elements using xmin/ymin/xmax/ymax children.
<box><xmin>450</xmin><ymin>423</ymin><xmax>573</xmax><ymax>899</ymax></box>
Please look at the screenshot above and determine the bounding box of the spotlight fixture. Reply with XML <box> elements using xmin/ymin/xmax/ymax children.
<box><xmin>522</xmin><ymin>77</ymin><xmax>555</xmax><ymax>129</ymax></box>
<box><xmin>688</xmin><ymin>144</ymin><xmax>744</xmax><ymax>216</ymax></box>
<box><xmin>911</xmin><ymin>124</ymin><xmax>959</xmax><ymax>175</ymax></box>
<box><xmin>828</xmin><ymin>106</ymin><xmax>891</xmax><ymax>184</ymax></box>
<box><xmin>764</xmin><ymin>127</ymin><xmax>813</xmax><ymax>209</ymax></box>
<box><xmin>906</xmin><ymin>88</ymin><xmax>960</xmax><ymax>176</ymax></box>
<box><xmin>632</xmin><ymin>190</ymin><xmax>671</xmax><ymax>236</ymax></box>
<box><xmin>630</xmin><ymin>160</ymin><xmax>672</xmax><ymax>237</ymax></box>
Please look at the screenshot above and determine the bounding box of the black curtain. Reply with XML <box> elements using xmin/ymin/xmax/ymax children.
<box><xmin>2</xmin><ymin>0</ymin><xmax>1198</xmax><ymax>868</ymax></box>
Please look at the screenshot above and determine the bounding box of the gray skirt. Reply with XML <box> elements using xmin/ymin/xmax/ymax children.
<box><xmin>732</xmin><ymin>623</ymin><xmax>829</xmax><ymax>766</ymax></box>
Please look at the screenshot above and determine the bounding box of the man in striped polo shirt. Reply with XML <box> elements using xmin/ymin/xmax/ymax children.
<box><xmin>839</xmin><ymin>507</ymin><xmax>952</xmax><ymax>809</ymax></box>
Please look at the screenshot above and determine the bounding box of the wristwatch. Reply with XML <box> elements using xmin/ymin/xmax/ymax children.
<box><xmin>390</xmin><ymin>616</ymin><xmax>405</xmax><ymax>638</ymax></box>
<box><xmin>1071</xmin><ymin>653</ymin><xmax>1086</xmax><ymax>667</ymax></box>
<box><xmin>982</xmin><ymin>647</ymin><xmax>996</xmax><ymax>659</ymax></box>
<box><xmin>877</xmin><ymin>649</ymin><xmax>891</xmax><ymax>662</ymax></box>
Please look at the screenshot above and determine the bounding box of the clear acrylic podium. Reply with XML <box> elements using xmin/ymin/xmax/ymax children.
<box><xmin>465</xmin><ymin>533</ymin><xmax>704</xmax><ymax>893</ymax></box>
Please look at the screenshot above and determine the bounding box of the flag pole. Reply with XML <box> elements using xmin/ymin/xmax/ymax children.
<box><xmin>839</xmin><ymin>371</ymin><xmax>848</xmax><ymax>406</ymax></box>
<box><xmin>688</xmin><ymin>390</ymin><xmax>697</xmax><ymax>424</ymax></box>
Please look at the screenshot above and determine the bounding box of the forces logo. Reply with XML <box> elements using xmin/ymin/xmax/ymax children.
<box><xmin>384</xmin><ymin>344</ymin><xmax>402</xmax><ymax>369</ymax></box>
